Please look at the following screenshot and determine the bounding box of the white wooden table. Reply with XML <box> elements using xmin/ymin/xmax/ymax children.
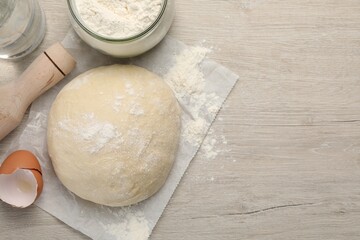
<box><xmin>2</xmin><ymin>0</ymin><xmax>360</xmax><ymax>239</ymax></box>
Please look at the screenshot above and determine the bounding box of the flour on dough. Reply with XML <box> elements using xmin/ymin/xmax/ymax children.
<box><xmin>47</xmin><ymin>65</ymin><xmax>181</xmax><ymax>207</ymax></box>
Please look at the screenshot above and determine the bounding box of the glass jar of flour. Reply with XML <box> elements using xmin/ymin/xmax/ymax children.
<box><xmin>67</xmin><ymin>0</ymin><xmax>174</xmax><ymax>58</ymax></box>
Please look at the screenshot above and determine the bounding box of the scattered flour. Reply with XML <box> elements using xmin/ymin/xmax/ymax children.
<box><xmin>164</xmin><ymin>46</ymin><xmax>209</xmax><ymax>100</ymax></box>
<box><xmin>201</xmin><ymin>134</ymin><xmax>218</xmax><ymax>160</ymax></box>
<box><xmin>75</xmin><ymin>0</ymin><xmax>163</xmax><ymax>38</ymax></box>
<box><xmin>130</xmin><ymin>102</ymin><xmax>145</xmax><ymax>116</ymax></box>
<box><xmin>163</xmin><ymin>44</ymin><xmax>236</xmax><ymax>185</ymax></box>
<box><xmin>182</xmin><ymin>118</ymin><xmax>207</xmax><ymax>146</ymax></box>
<box><xmin>164</xmin><ymin>45</ymin><xmax>223</xmax><ymax>146</ymax></box>
<box><xmin>113</xmin><ymin>95</ymin><xmax>124</xmax><ymax>112</ymax></box>
<box><xmin>125</xmin><ymin>83</ymin><xmax>135</xmax><ymax>95</ymax></box>
<box><xmin>57</xmin><ymin>112</ymin><xmax>124</xmax><ymax>154</ymax></box>
<box><xmin>190</xmin><ymin>126</ymin><xmax>234</xmax><ymax>183</ymax></box>
<box><xmin>198</xmin><ymin>128</ymin><xmax>231</xmax><ymax>161</ymax></box>
<box><xmin>101</xmin><ymin>210</ymin><xmax>150</xmax><ymax>240</ymax></box>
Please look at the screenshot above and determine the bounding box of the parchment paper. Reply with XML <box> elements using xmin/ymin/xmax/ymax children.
<box><xmin>1</xmin><ymin>30</ymin><xmax>238</xmax><ymax>240</ymax></box>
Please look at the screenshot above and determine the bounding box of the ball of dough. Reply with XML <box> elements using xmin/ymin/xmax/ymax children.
<box><xmin>47</xmin><ymin>65</ymin><xmax>181</xmax><ymax>207</ymax></box>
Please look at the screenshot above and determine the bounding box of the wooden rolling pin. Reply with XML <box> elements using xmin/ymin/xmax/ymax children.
<box><xmin>0</xmin><ymin>43</ymin><xmax>76</xmax><ymax>142</ymax></box>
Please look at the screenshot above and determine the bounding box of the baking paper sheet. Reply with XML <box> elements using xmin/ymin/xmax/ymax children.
<box><xmin>1</xmin><ymin>30</ymin><xmax>238</xmax><ymax>240</ymax></box>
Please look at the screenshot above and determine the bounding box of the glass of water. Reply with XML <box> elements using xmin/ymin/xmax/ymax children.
<box><xmin>0</xmin><ymin>0</ymin><xmax>46</xmax><ymax>59</ymax></box>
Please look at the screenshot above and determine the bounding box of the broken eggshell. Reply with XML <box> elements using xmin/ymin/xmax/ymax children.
<box><xmin>0</xmin><ymin>150</ymin><xmax>43</xmax><ymax>208</ymax></box>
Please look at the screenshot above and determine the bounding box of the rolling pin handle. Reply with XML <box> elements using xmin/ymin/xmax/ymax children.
<box><xmin>0</xmin><ymin>43</ymin><xmax>76</xmax><ymax>142</ymax></box>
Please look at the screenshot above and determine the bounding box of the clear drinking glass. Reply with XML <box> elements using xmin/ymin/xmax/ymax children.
<box><xmin>0</xmin><ymin>0</ymin><xmax>46</xmax><ymax>59</ymax></box>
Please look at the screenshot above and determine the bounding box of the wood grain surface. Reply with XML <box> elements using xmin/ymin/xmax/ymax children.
<box><xmin>1</xmin><ymin>0</ymin><xmax>360</xmax><ymax>239</ymax></box>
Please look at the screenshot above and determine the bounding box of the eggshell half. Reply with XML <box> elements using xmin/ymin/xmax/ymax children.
<box><xmin>0</xmin><ymin>169</ymin><xmax>38</xmax><ymax>208</ymax></box>
<box><xmin>0</xmin><ymin>150</ymin><xmax>43</xmax><ymax>198</ymax></box>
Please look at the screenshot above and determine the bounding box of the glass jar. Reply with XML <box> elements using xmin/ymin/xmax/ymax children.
<box><xmin>0</xmin><ymin>0</ymin><xmax>46</xmax><ymax>59</ymax></box>
<box><xmin>67</xmin><ymin>0</ymin><xmax>175</xmax><ymax>58</ymax></box>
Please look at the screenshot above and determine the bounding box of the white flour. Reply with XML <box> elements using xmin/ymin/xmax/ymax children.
<box><xmin>113</xmin><ymin>95</ymin><xmax>124</xmax><ymax>112</ymax></box>
<box><xmin>200</xmin><ymin>131</ymin><xmax>219</xmax><ymax>160</ymax></box>
<box><xmin>75</xmin><ymin>0</ymin><xmax>163</xmax><ymax>38</ymax></box>
<box><xmin>130</xmin><ymin>102</ymin><xmax>145</xmax><ymax>115</ymax></box>
<box><xmin>164</xmin><ymin>45</ymin><xmax>222</xmax><ymax>146</ymax></box>
<box><xmin>182</xmin><ymin>118</ymin><xmax>207</xmax><ymax>146</ymax></box>
<box><xmin>164</xmin><ymin>46</ymin><xmax>234</xmax><ymax>181</ymax></box>
<box><xmin>164</xmin><ymin>46</ymin><xmax>210</xmax><ymax>104</ymax></box>
<box><xmin>57</xmin><ymin>113</ymin><xmax>124</xmax><ymax>154</ymax></box>
<box><xmin>199</xmin><ymin>127</ymin><xmax>230</xmax><ymax>161</ymax></box>
<box><xmin>100</xmin><ymin>210</ymin><xmax>150</xmax><ymax>240</ymax></box>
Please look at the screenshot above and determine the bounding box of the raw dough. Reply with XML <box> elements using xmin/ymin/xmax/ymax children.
<box><xmin>47</xmin><ymin>65</ymin><xmax>181</xmax><ymax>207</ymax></box>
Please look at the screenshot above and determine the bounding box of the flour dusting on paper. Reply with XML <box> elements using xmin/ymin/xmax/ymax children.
<box><xmin>101</xmin><ymin>210</ymin><xmax>150</xmax><ymax>240</ymax></box>
<box><xmin>164</xmin><ymin>46</ymin><xmax>209</xmax><ymax>101</ymax></box>
<box><xmin>182</xmin><ymin>118</ymin><xmax>207</xmax><ymax>146</ymax></box>
<box><xmin>164</xmin><ymin>46</ymin><xmax>222</xmax><ymax>146</ymax></box>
